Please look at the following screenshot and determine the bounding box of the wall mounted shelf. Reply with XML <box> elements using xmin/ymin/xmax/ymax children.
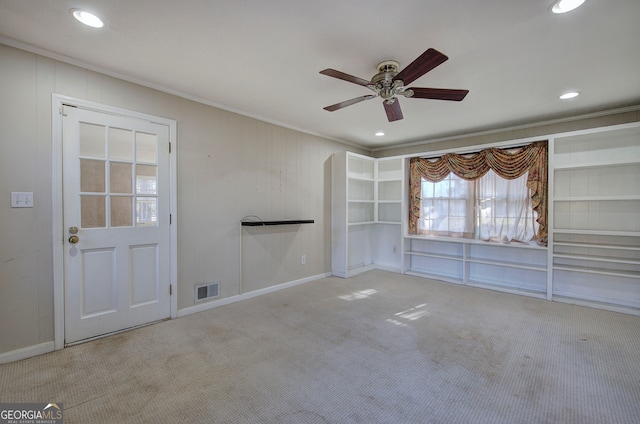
<box><xmin>241</xmin><ymin>220</ymin><xmax>314</xmax><ymax>226</ymax></box>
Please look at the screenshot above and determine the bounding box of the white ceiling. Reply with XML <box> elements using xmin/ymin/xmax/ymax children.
<box><xmin>1</xmin><ymin>0</ymin><xmax>639</xmax><ymax>149</ymax></box>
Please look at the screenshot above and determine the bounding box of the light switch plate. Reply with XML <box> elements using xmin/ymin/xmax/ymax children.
<box><xmin>11</xmin><ymin>192</ymin><xmax>34</xmax><ymax>208</ymax></box>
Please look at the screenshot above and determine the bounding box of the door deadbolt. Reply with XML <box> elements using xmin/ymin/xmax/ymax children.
<box><xmin>69</xmin><ymin>226</ymin><xmax>79</xmax><ymax>234</ymax></box>
<box><xmin>69</xmin><ymin>235</ymin><xmax>80</xmax><ymax>244</ymax></box>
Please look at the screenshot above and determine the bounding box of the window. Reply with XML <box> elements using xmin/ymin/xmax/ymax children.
<box><xmin>419</xmin><ymin>173</ymin><xmax>474</xmax><ymax>238</ymax></box>
<box><xmin>78</xmin><ymin>124</ymin><xmax>159</xmax><ymax>228</ymax></box>
<box><xmin>418</xmin><ymin>170</ymin><xmax>539</xmax><ymax>242</ymax></box>
<box><xmin>477</xmin><ymin>170</ymin><xmax>539</xmax><ymax>242</ymax></box>
<box><xmin>409</xmin><ymin>141</ymin><xmax>548</xmax><ymax>245</ymax></box>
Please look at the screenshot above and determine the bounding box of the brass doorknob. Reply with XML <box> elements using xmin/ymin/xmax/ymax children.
<box><xmin>69</xmin><ymin>235</ymin><xmax>80</xmax><ymax>244</ymax></box>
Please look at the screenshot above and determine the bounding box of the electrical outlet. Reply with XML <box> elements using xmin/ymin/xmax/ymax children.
<box><xmin>11</xmin><ymin>192</ymin><xmax>34</xmax><ymax>208</ymax></box>
<box><xmin>301</xmin><ymin>255</ymin><xmax>306</xmax><ymax>265</ymax></box>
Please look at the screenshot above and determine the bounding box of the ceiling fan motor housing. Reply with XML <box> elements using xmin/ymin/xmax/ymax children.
<box><xmin>371</xmin><ymin>60</ymin><xmax>412</xmax><ymax>102</ymax></box>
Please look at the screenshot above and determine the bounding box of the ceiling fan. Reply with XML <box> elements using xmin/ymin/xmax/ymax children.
<box><xmin>320</xmin><ymin>48</ymin><xmax>468</xmax><ymax>122</ymax></box>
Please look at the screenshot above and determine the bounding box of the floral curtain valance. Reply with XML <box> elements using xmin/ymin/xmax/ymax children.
<box><xmin>409</xmin><ymin>140</ymin><xmax>548</xmax><ymax>243</ymax></box>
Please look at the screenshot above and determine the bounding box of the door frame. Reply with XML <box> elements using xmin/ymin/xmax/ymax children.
<box><xmin>52</xmin><ymin>94</ymin><xmax>178</xmax><ymax>350</ymax></box>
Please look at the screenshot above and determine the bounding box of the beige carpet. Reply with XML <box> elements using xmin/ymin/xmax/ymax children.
<box><xmin>1</xmin><ymin>270</ymin><xmax>639</xmax><ymax>423</ymax></box>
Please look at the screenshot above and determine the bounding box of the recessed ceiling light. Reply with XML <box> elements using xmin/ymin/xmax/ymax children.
<box><xmin>550</xmin><ymin>0</ymin><xmax>586</xmax><ymax>14</ymax></box>
<box><xmin>71</xmin><ymin>9</ymin><xmax>104</xmax><ymax>28</ymax></box>
<box><xmin>559</xmin><ymin>91</ymin><xmax>580</xmax><ymax>100</ymax></box>
<box><xmin>374</xmin><ymin>131</ymin><xmax>385</xmax><ymax>137</ymax></box>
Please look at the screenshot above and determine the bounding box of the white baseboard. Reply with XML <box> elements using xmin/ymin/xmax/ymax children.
<box><xmin>177</xmin><ymin>272</ymin><xmax>332</xmax><ymax>318</ymax></box>
<box><xmin>0</xmin><ymin>341</ymin><xmax>55</xmax><ymax>365</ymax></box>
<box><xmin>345</xmin><ymin>264</ymin><xmax>377</xmax><ymax>278</ymax></box>
<box><xmin>373</xmin><ymin>264</ymin><xmax>402</xmax><ymax>274</ymax></box>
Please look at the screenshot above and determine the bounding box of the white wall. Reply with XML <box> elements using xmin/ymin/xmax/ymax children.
<box><xmin>0</xmin><ymin>43</ymin><xmax>366</xmax><ymax>355</ymax></box>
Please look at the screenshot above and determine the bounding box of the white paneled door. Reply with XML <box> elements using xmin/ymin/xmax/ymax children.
<box><xmin>62</xmin><ymin>106</ymin><xmax>171</xmax><ymax>344</ymax></box>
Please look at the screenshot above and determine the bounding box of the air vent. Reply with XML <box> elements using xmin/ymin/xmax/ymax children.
<box><xmin>195</xmin><ymin>282</ymin><xmax>220</xmax><ymax>302</ymax></box>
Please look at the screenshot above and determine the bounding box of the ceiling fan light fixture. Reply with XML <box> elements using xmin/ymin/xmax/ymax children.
<box><xmin>71</xmin><ymin>9</ymin><xmax>104</xmax><ymax>28</ymax></box>
<box><xmin>559</xmin><ymin>91</ymin><xmax>580</xmax><ymax>99</ymax></box>
<box><xmin>550</xmin><ymin>0</ymin><xmax>586</xmax><ymax>14</ymax></box>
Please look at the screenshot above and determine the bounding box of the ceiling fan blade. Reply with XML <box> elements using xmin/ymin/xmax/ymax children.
<box><xmin>393</xmin><ymin>48</ymin><xmax>448</xmax><ymax>86</ymax></box>
<box><xmin>323</xmin><ymin>95</ymin><xmax>376</xmax><ymax>112</ymax></box>
<box><xmin>408</xmin><ymin>87</ymin><xmax>469</xmax><ymax>101</ymax></box>
<box><xmin>320</xmin><ymin>69</ymin><xmax>372</xmax><ymax>87</ymax></box>
<box><xmin>383</xmin><ymin>99</ymin><xmax>403</xmax><ymax>122</ymax></box>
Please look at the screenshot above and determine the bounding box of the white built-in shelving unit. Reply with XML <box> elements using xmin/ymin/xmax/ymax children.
<box><xmin>332</xmin><ymin>122</ymin><xmax>640</xmax><ymax>314</ymax></box>
<box><xmin>376</xmin><ymin>157</ymin><xmax>403</xmax><ymax>224</ymax></box>
<box><xmin>403</xmin><ymin>237</ymin><xmax>548</xmax><ymax>297</ymax></box>
<box><xmin>372</xmin><ymin>157</ymin><xmax>404</xmax><ymax>272</ymax></box>
<box><xmin>332</xmin><ymin>152</ymin><xmax>403</xmax><ymax>277</ymax></box>
<box><xmin>551</xmin><ymin>124</ymin><xmax>640</xmax><ymax>310</ymax></box>
<box><xmin>332</xmin><ymin>152</ymin><xmax>374</xmax><ymax>278</ymax></box>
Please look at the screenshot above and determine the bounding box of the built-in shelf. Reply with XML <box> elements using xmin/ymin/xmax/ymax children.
<box><xmin>404</xmin><ymin>233</ymin><xmax>548</xmax><ymax>296</ymax></box>
<box><xmin>551</xmin><ymin>123</ymin><xmax>640</xmax><ymax>310</ymax></box>
<box><xmin>332</xmin><ymin>151</ymin><xmax>403</xmax><ymax>277</ymax></box>
<box><xmin>405</xmin><ymin>250</ymin><xmax>462</xmax><ymax>261</ymax></box>
<box><xmin>554</xmin><ymin>229</ymin><xmax>640</xmax><ymax>237</ymax></box>
<box><xmin>554</xmin><ymin>241</ymin><xmax>640</xmax><ymax>251</ymax></box>
<box><xmin>467</xmin><ymin>258</ymin><xmax>547</xmax><ymax>272</ymax></box>
<box><xmin>348</xmin><ymin>221</ymin><xmax>375</xmax><ymax>226</ymax></box>
<box><xmin>553</xmin><ymin>159</ymin><xmax>640</xmax><ymax>170</ymax></box>
<box><xmin>553</xmin><ymin>253</ymin><xmax>639</xmax><ymax>265</ymax></box>
<box><xmin>554</xmin><ymin>195</ymin><xmax>640</xmax><ymax>201</ymax></box>
<box><xmin>552</xmin><ymin>265</ymin><xmax>638</xmax><ymax>279</ymax></box>
<box><xmin>241</xmin><ymin>219</ymin><xmax>314</xmax><ymax>226</ymax></box>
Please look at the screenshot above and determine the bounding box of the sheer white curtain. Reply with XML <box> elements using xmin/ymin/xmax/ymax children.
<box><xmin>477</xmin><ymin>170</ymin><xmax>539</xmax><ymax>242</ymax></box>
<box><xmin>418</xmin><ymin>170</ymin><xmax>539</xmax><ymax>243</ymax></box>
<box><xmin>418</xmin><ymin>173</ymin><xmax>474</xmax><ymax>238</ymax></box>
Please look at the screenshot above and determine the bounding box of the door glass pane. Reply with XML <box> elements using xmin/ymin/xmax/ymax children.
<box><xmin>79</xmin><ymin>122</ymin><xmax>105</xmax><ymax>158</ymax></box>
<box><xmin>136</xmin><ymin>132</ymin><xmax>157</xmax><ymax>164</ymax></box>
<box><xmin>81</xmin><ymin>195</ymin><xmax>106</xmax><ymax>228</ymax></box>
<box><xmin>136</xmin><ymin>197</ymin><xmax>157</xmax><ymax>226</ymax></box>
<box><xmin>111</xmin><ymin>196</ymin><xmax>133</xmax><ymax>227</ymax></box>
<box><xmin>109</xmin><ymin>127</ymin><xmax>133</xmax><ymax>161</ymax></box>
<box><xmin>136</xmin><ymin>165</ymin><xmax>157</xmax><ymax>194</ymax></box>
<box><xmin>110</xmin><ymin>163</ymin><xmax>132</xmax><ymax>194</ymax></box>
<box><xmin>80</xmin><ymin>159</ymin><xmax>105</xmax><ymax>192</ymax></box>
